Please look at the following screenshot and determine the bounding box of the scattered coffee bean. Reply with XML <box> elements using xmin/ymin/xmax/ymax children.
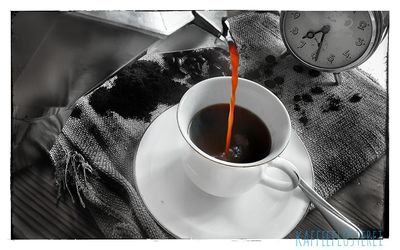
<box><xmin>162</xmin><ymin>54</ymin><xmax>186</xmax><ymax>78</ymax></box>
<box><xmin>308</xmin><ymin>69</ymin><xmax>321</xmax><ymax>77</ymax></box>
<box><xmin>274</xmin><ymin>76</ymin><xmax>285</xmax><ymax>85</ymax></box>
<box><xmin>293</xmin><ymin>95</ymin><xmax>302</xmax><ymax>102</ymax></box>
<box><xmin>299</xmin><ymin>116</ymin><xmax>309</xmax><ymax>126</ymax></box>
<box><xmin>322</xmin><ymin>94</ymin><xmax>342</xmax><ymax>112</ymax></box>
<box><xmin>265</xmin><ymin>55</ymin><xmax>277</xmax><ymax>64</ymax></box>
<box><xmin>349</xmin><ymin>93</ymin><xmax>362</xmax><ymax>103</ymax></box>
<box><xmin>310</xmin><ymin>86</ymin><xmax>324</xmax><ymax>94</ymax></box>
<box><xmin>293</xmin><ymin>65</ymin><xmax>305</xmax><ymax>73</ymax></box>
<box><xmin>301</xmin><ymin>93</ymin><xmax>313</xmax><ymax>103</ymax></box>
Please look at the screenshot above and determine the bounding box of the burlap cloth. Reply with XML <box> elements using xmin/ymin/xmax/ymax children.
<box><xmin>50</xmin><ymin>12</ymin><xmax>387</xmax><ymax>238</ymax></box>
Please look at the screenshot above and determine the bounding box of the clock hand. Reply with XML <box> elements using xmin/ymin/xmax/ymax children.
<box><xmin>314</xmin><ymin>33</ymin><xmax>326</xmax><ymax>61</ymax></box>
<box><xmin>302</xmin><ymin>30</ymin><xmax>322</xmax><ymax>39</ymax></box>
<box><xmin>314</xmin><ymin>25</ymin><xmax>331</xmax><ymax>62</ymax></box>
<box><xmin>302</xmin><ymin>25</ymin><xmax>331</xmax><ymax>39</ymax></box>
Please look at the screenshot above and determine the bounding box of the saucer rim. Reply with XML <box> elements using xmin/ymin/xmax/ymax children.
<box><xmin>133</xmin><ymin>105</ymin><xmax>314</xmax><ymax>239</ymax></box>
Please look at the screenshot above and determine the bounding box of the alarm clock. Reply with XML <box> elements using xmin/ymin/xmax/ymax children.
<box><xmin>280</xmin><ymin>11</ymin><xmax>389</xmax><ymax>84</ymax></box>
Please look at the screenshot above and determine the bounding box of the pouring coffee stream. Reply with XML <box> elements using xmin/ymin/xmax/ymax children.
<box><xmin>218</xmin><ymin>19</ymin><xmax>240</xmax><ymax>158</ymax></box>
<box><xmin>224</xmin><ymin>39</ymin><xmax>239</xmax><ymax>156</ymax></box>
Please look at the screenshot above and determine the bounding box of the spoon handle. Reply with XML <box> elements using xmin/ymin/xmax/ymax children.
<box><xmin>298</xmin><ymin>179</ymin><xmax>363</xmax><ymax>239</ymax></box>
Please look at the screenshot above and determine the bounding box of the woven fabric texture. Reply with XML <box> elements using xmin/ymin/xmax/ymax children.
<box><xmin>50</xmin><ymin>12</ymin><xmax>387</xmax><ymax>238</ymax></box>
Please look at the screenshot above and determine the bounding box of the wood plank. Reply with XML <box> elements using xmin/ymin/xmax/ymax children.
<box><xmin>11</xmin><ymin>160</ymin><xmax>104</xmax><ymax>239</ymax></box>
<box><xmin>287</xmin><ymin>155</ymin><xmax>386</xmax><ymax>239</ymax></box>
<box><xmin>12</xmin><ymin>154</ymin><xmax>386</xmax><ymax>239</ymax></box>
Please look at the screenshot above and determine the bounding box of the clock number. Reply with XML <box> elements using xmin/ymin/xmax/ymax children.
<box><xmin>297</xmin><ymin>41</ymin><xmax>306</xmax><ymax>48</ymax></box>
<box><xmin>291</xmin><ymin>12</ymin><xmax>301</xmax><ymax>19</ymax></box>
<box><xmin>311</xmin><ymin>52</ymin><xmax>317</xmax><ymax>61</ymax></box>
<box><xmin>342</xmin><ymin>50</ymin><xmax>351</xmax><ymax>59</ymax></box>
<box><xmin>327</xmin><ymin>54</ymin><xmax>335</xmax><ymax>64</ymax></box>
<box><xmin>357</xmin><ymin>21</ymin><xmax>368</xmax><ymax>31</ymax></box>
<box><xmin>290</xmin><ymin>27</ymin><xmax>299</xmax><ymax>35</ymax></box>
<box><xmin>355</xmin><ymin>38</ymin><xmax>365</xmax><ymax>46</ymax></box>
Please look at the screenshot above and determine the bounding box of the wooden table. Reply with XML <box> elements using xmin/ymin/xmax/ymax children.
<box><xmin>287</xmin><ymin>155</ymin><xmax>387</xmax><ymax>239</ymax></box>
<box><xmin>11</xmin><ymin>153</ymin><xmax>387</xmax><ymax>239</ymax></box>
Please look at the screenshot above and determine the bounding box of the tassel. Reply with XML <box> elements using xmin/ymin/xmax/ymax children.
<box><xmin>57</xmin><ymin>150</ymin><xmax>93</xmax><ymax>208</ymax></box>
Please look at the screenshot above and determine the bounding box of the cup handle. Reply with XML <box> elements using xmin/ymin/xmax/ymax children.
<box><xmin>259</xmin><ymin>157</ymin><xmax>300</xmax><ymax>191</ymax></box>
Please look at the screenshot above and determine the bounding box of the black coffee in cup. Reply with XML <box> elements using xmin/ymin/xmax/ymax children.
<box><xmin>188</xmin><ymin>104</ymin><xmax>271</xmax><ymax>163</ymax></box>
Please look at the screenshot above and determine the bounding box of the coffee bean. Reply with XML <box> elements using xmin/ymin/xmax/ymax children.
<box><xmin>299</xmin><ymin>116</ymin><xmax>309</xmax><ymax>126</ymax></box>
<box><xmin>301</xmin><ymin>93</ymin><xmax>313</xmax><ymax>103</ymax></box>
<box><xmin>349</xmin><ymin>93</ymin><xmax>362</xmax><ymax>103</ymax></box>
<box><xmin>308</xmin><ymin>69</ymin><xmax>321</xmax><ymax>77</ymax></box>
<box><xmin>310</xmin><ymin>86</ymin><xmax>324</xmax><ymax>94</ymax></box>
<box><xmin>265</xmin><ymin>55</ymin><xmax>277</xmax><ymax>64</ymax></box>
<box><xmin>293</xmin><ymin>65</ymin><xmax>305</xmax><ymax>73</ymax></box>
<box><xmin>322</xmin><ymin>94</ymin><xmax>342</xmax><ymax>112</ymax></box>
<box><xmin>293</xmin><ymin>95</ymin><xmax>302</xmax><ymax>102</ymax></box>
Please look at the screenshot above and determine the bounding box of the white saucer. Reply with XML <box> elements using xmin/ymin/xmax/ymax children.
<box><xmin>135</xmin><ymin>105</ymin><xmax>313</xmax><ymax>238</ymax></box>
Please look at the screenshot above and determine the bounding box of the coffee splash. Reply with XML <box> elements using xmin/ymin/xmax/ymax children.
<box><xmin>189</xmin><ymin>104</ymin><xmax>271</xmax><ymax>163</ymax></box>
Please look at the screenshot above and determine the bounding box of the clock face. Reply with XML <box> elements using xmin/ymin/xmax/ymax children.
<box><xmin>282</xmin><ymin>11</ymin><xmax>376</xmax><ymax>71</ymax></box>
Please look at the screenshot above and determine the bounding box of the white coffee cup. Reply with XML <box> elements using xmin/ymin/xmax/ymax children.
<box><xmin>177</xmin><ymin>76</ymin><xmax>300</xmax><ymax>197</ymax></box>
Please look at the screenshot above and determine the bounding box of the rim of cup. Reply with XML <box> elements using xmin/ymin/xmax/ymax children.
<box><xmin>177</xmin><ymin>76</ymin><xmax>291</xmax><ymax>168</ymax></box>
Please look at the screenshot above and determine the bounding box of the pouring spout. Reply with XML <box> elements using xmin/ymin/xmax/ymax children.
<box><xmin>146</xmin><ymin>11</ymin><xmax>241</xmax><ymax>55</ymax></box>
<box><xmin>191</xmin><ymin>11</ymin><xmax>225</xmax><ymax>40</ymax></box>
<box><xmin>221</xmin><ymin>18</ymin><xmax>236</xmax><ymax>44</ymax></box>
<box><xmin>192</xmin><ymin>11</ymin><xmax>236</xmax><ymax>45</ymax></box>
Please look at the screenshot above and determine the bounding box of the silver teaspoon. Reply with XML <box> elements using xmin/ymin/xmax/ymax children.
<box><xmin>266</xmin><ymin>159</ymin><xmax>363</xmax><ymax>239</ymax></box>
